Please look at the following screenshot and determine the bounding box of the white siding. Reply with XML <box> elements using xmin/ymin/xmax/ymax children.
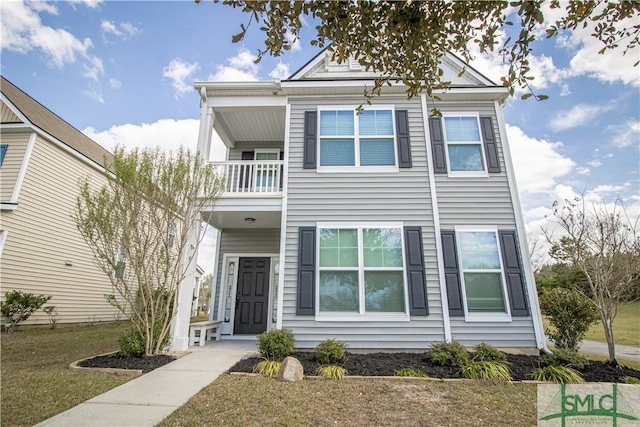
<box><xmin>0</xmin><ymin>132</ymin><xmax>29</xmax><ymax>203</ymax></box>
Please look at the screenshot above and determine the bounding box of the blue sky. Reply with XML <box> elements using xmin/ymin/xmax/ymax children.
<box><xmin>2</xmin><ymin>0</ymin><xmax>638</xmax><ymax>271</ymax></box>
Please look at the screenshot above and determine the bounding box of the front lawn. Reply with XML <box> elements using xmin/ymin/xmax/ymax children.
<box><xmin>1</xmin><ymin>322</ymin><xmax>131</xmax><ymax>427</ymax></box>
<box><xmin>161</xmin><ymin>375</ymin><xmax>537</xmax><ymax>427</ymax></box>
<box><xmin>583</xmin><ymin>301</ymin><xmax>640</xmax><ymax>347</ymax></box>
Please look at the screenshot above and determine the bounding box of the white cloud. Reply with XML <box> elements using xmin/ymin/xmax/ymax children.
<box><xmin>575</xmin><ymin>167</ymin><xmax>590</xmax><ymax>175</ymax></box>
<box><xmin>506</xmin><ymin>124</ymin><xmax>576</xmax><ymax>194</ymax></box>
<box><xmin>109</xmin><ymin>78</ymin><xmax>122</xmax><ymax>89</ymax></box>
<box><xmin>285</xmin><ymin>29</ymin><xmax>301</xmax><ymax>52</ymax></box>
<box><xmin>101</xmin><ymin>20</ymin><xmax>140</xmax><ymax>39</ymax></box>
<box><xmin>162</xmin><ymin>59</ymin><xmax>199</xmax><ymax>97</ymax></box>
<box><xmin>587</xmin><ymin>159</ymin><xmax>602</xmax><ymax>168</ymax></box>
<box><xmin>1</xmin><ymin>0</ymin><xmax>102</xmax><ymax>76</ymax></box>
<box><xmin>549</xmin><ymin>103</ymin><xmax>615</xmax><ymax>132</ymax></box>
<box><xmin>68</xmin><ymin>0</ymin><xmax>102</xmax><ymax>9</ymax></box>
<box><xmin>83</xmin><ymin>56</ymin><xmax>104</xmax><ymax>81</ymax></box>
<box><xmin>209</xmin><ymin>49</ymin><xmax>259</xmax><ymax>81</ymax></box>
<box><xmin>606</xmin><ymin>119</ymin><xmax>640</xmax><ymax>148</ymax></box>
<box><xmin>83</xmin><ymin>89</ymin><xmax>104</xmax><ymax>103</ymax></box>
<box><xmin>269</xmin><ymin>63</ymin><xmax>290</xmax><ymax>80</ymax></box>
<box><xmin>82</xmin><ymin>119</ymin><xmax>227</xmax><ymax>162</ymax></box>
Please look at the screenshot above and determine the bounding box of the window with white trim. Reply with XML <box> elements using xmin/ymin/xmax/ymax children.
<box><xmin>317</xmin><ymin>224</ymin><xmax>408</xmax><ymax>317</ymax></box>
<box><xmin>254</xmin><ymin>149</ymin><xmax>279</xmax><ymax>190</ymax></box>
<box><xmin>443</xmin><ymin>115</ymin><xmax>486</xmax><ymax>174</ymax></box>
<box><xmin>456</xmin><ymin>228</ymin><xmax>510</xmax><ymax>318</ymax></box>
<box><xmin>318</xmin><ymin>108</ymin><xmax>397</xmax><ymax>169</ymax></box>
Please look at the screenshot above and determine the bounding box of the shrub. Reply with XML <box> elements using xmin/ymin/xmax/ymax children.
<box><xmin>43</xmin><ymin>305</ymin><xmax>59</xmax><ymax>329</ymax></box>
<box><xmin>540</xmin><ymin>348</ymin><xmax>587</xmax><ymax>370</ymax></box>
<box><xmin>395</xmin><ymin>368</ymin><xmax>428</xmax><ymax>378</ymax></box>
<box><xmin>316</xmin><ymin>365</ymin><xmax>347</xmax><ymax>380</ymax></box>
<box><xmin>539</xmin><ymin>287</ymin><xmax>599</xmax><ymax>351</ymax></box>
<box><xmin>472</xmin><ymin>343</ymin><xmax>507</xmax><ymax>362</ymax></box>
<box><xmin>530</xmin><ymin>365</ymin><xmax>584</xmax><ymax>384</ymax></box>
<box><xmin>463</xmin><ymin>360</ymin><xmax>512</xmax><ymax>382</ymax></box>
<box><xmin>428</xmin><ymin>341</ymin><xmax>469</xmax><ymax>367</ymax></box>
<box><xmin>253</xmin><ymin>359</ymin><xmax>281</xmax><ymax>377</ymax></box>
<box><xmin>315</xmin><ymin>339</ymin><xmax>347</xmax><ymax>365</ymax></box>
<box><xmin>622</xmin><ymin>376</ymin><xmax>640</xmax><ymax>384</ymax></box>
<box><xmin>1</xmin><ymin>291</ymin><xmax>51</xmax><ymax>333</ymax></box>
<box><xmin>118</xmin><ymin>329</ymin><xmax>145</xmax><ymax>357</ymax></box>
<box><xmin>257</xmin><ymin>329</ymin><xmax>295</xmax><ymax>360</ymax></box>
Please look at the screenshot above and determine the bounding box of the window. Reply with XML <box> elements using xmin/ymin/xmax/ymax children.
<box><xmin>317</xmin><ymin>224</ymin><xmax>408</xmax><ymax>318</ymax></box>
<box><xmin>318</xmin><ymin>108</ymin><xmax>396</xmax><ymax>169</ymax></box>
<box><xmin>0</xmin><ymin>144</ymin><xmax>7</xmax><ymax>167</ymax></box>
<box><xmin>456</xmin><ymin>228</ymin><xmax>510</xmax><ymax>319</ymax></box>
<box><xmin>443</xmin><ymin>115</ymin><xmax>485</xmax><ymax>174</ymax></box>
<box><xmin>254</xmin><ymin>149</ymin><xmax>280</xmax><ymax>191</ymax></box>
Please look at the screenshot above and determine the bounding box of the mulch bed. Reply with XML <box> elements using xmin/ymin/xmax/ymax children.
<box><xmin>229</xmin><ymin>351</ymin><xmax>640</xmax><ymax>383</ymax></box>
<box><xmin>78</xmin><ymin>353</ymin><xmax>176</xmax><ymax>373</ymax></box>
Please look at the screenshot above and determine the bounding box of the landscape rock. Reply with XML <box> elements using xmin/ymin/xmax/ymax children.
<box><xmin>278</xmin><ymin>356</ymin><xmax>304</xmax><ymax>381</ymax></box>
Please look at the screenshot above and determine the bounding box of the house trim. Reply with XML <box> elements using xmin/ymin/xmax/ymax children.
<box><xmin>421</xmin><ymin>94</ymin><xmax>452</xmax><ymax>342</ymax></box>
<box><xmin>494</xmin><ymin>101</ymin><xmax>547</xmax><ymax>350</ymax></box>
<box><xmin>217</xmin><ymin>252</ymin><xmax>280</xmax><ymax>337</ymax></box>
<box><xmin>0</xmin><ymin>230</ymin><xmax>7</xmax><ymax>257</ymax></box>
<box><xmin>208</xmin><ymin>229</ymin><xmax>223</xmax><ymax>322</ymax></box>
<box><xmin>10</xmin><ymin>131</ymin><xmax>37</xmax><ymax>205</ymax></box>
<box><xmin>276</xmin><ymin>102</ymin><xmax>291</xmax><ymax>329</ymax></box>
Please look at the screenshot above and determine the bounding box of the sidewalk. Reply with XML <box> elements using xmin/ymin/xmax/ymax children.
<box><xmin>35</xmin><ymin>340</ymin><xmax>258</xmax><ymax>427</ymax></box>
<box><xmin>579</xmin><ymin>340</ymin><xmax>640</xmax><ymax>364</ymax></box>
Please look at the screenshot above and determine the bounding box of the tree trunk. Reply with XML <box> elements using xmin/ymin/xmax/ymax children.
<box><xmin>602</xmin><ymin>315</ymin><xmax>617</xmax><ymax>365</ymax></box>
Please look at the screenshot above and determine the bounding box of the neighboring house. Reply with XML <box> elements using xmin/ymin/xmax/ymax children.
<box><xmin>0</xmin><ymin>76</ymin><xmax>120</xmax><ymax>325</ymax></box>
<box><xmin>170</xmin><ymin>50</ymin><xmax>546</xmax><ymax>352</ymax></box>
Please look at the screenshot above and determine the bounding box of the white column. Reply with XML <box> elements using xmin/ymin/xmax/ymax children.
<box><xmin>169</xmin><ymin>88</ymin><xmax>215</xmax><ymax>351</ymax></box>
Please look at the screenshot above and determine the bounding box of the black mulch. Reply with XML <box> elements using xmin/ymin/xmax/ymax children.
<box><xmin>77</xmin><ymin>353</ymin><xmax>176</xmax><ymax>373</ymax></box>
<box><xmin>229</xmin><ymin>351</ymin><xmax>640</xmax><ymax>383</ymax></box>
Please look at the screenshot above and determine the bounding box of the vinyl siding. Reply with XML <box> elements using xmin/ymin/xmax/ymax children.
<box><xmin>449</xmin><ymin>318</ymin><xmax>537</xmax><ymax>347</ymax></box>
<box><xmin>0</xmin><ymin>134</ymin><xmax>120</xmax><ymax>325</ymax></box>
<box><xmin>213</xmin><ymin>228</ymin><xmax>280</xmax><ymax>315</ymax></box>
<box><xmin>1</xmin><ymin>102</ymin><xmax>21</xmax><ymax>123</ymax></box>
<box><xmin>282</xmin><ymin>96</ymin><xmax>445</xmax><ymax>349</ymax></box>
<box><xmin>0</xmin><ymin>132</ymin><xmax>29</xmax><ymax>203</ymax></box>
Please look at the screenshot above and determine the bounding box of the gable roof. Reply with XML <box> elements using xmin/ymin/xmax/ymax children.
<box><xmin>1</xmin><ymin>76</ymin><xmax>111</xmax><ymax>168</ymax></box>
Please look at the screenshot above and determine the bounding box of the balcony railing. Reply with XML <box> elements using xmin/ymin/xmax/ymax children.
<box><xmin>211</xmin><ymin>160</ymin><xmax>284</xmax><ymax>195</ymax></box>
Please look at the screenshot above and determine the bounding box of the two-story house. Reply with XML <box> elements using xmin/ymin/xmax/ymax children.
<box><xmin>170</xmin><ymin>49</ymin><xmax>545</xmax><ymax>352</ymax></box>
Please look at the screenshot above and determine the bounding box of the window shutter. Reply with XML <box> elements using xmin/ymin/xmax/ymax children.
<box><xmin>441</xmin><ymin>230</ymin><xmax>464</xmax><ymax>316</ymax></box>
<box><xmin>303</xmin><ymin>111</ymin><xmax>317</xmax><ymax>169</ymax></box>
<box><xmin>404</xmin><ymin>226</ymin><xmax>428</xmax><ymax>316</ymax></box>
<box><xmin>429</xmin><ymin>117</ymin><xmax>447</xmax><ymax>173</ymax></box>
<box><xmin>395</xmin><ymin>110</ymin><xmax>412</xmax><ymax>168</ymax></box>
<box><xmin>480</xmin><ymin>116</ymin><xmax>501</xmax><ymax>173</ymax></box>
<box><xmin>297</xmin><ymin>227</ymin><xmax>316</xmax><ymax>315</ymax></box>
<box><xmin>499</xmin><ymin>230</ymin><xmax>529</xmax><ymax>316</ymax></box>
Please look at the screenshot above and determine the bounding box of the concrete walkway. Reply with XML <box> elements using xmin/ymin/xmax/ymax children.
<box><xmin>579</xmin><ymin>340</ymin><xmax>640</xmax><ymax>364</ymax></box>
<box><xmin>35</xmin><ymin>340</ymin><xmax>258</xmax><ymax>427</ymax></box>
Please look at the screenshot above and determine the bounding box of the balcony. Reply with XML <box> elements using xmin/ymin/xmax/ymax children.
<box><xmin>204</xmin><ymin>160</ymin><xmax>284</xmax><ymax>229</ymax></box>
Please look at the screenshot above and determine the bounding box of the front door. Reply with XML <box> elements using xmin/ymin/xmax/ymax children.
<box><xmin>234</xmin><ymin>257</ymin><xmax>270</xmax><ymax>334</ymax></box>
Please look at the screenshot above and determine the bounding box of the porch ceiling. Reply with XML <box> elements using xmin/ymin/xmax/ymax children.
<box><xmin>203</xmin><ymin>209</ymin><xmax>281</xmax><ymax>230</ymax></box>
<box><xmin>214</xmin><ymin>107</ymin><xmax>286</xmax><ymax>144</ymax></box>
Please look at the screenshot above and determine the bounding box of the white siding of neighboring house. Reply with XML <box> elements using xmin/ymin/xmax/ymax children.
<box><xmin>0</xmin><ymin>132</ymin><xmax>29</xmax><ymax>203</ymax></box>
<box><xmin>0</xmin><ymin>133</ymin><xmax>121</xmax><ymax>325</ymax></box>
<box><xmin>1</xmin><ymin>102</ymin><xmax>21</xmax><ymax>123</ymax></box>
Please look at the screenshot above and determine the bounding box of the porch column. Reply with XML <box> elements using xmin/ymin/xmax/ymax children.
<box><xmin>169</xmin><ymin>89</ymin><xmax>216</xmax><ymax>351</ymax></box>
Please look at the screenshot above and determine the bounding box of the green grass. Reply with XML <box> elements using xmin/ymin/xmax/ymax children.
<box><xmin>190</xmin><ymin>313</ymin><xmax>209</xmax><ymax>323</ymax></box>
<box><xmin>1</xmin><ymin>322</ymin><xmax>131</xmax><ymax>427</ymax></box>
<box><xmin>160</xmin><ymin>375</ymin><xmax>537</xmax><ymax>427</ymax></box>
<box><xmin>543</xmin><ymin>301</ymin><xmax>640</xmax><ymax>347</ymax></box>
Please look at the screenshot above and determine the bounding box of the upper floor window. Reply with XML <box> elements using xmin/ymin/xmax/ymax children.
<box><xmin>318</xmin><ymin>108</ymin><xmax>397</xmax><ymax>170</ymax></box>
<box><xmin>443</xmin><ymin>115</ymin><xmax>486</xmax><ymax>174</ymax></box>
<box><xmin>0</xmin><ymin>144</ymin><xmax>8</xmax><ymax>167</ymax></box>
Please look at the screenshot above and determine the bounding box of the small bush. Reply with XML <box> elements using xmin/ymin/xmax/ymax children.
<box><xmin>622</xmin><ymin>376</ymin><xmax>640</xmax><ymax>384</ymax></box>
<box><xmin>395</xmin><ymin>368</ymin><xmax>428</xmax><ymax>378</ymax></box>
<box><xmin>253</xmin><ymin>359</ymin><xmax>281</xmax><ymax>377</ymax></box>
<box><xmin>540</xmin><ymin>348</ymin><xmax>587</xmax><ymax>370</ymax></box>
<box><xmin>463</xmin><ymin>360</ymin><xmax>512</xmax><ymax>382</ymax></box>
<box><xmin>316</xmin><ymin>365</ymin><xmax>347</xmax><ymax>380</ymax></box>
<box><xmin>428</xmin><ymin>341</ymin><xmax>469</xmax><ymax>367</ymax></box>
<box><xmin>118</xmin><ymin>329</ymin><xmax>145</xmax><ymax>357</ymax></box>
<box><xmin>315</xmin><ymin>339</ymin><xmax>347</xmax><ymax>365</ymax></box>
<box><xmin>539</xmin><ymin>287</ymin><xmax>599</xmax><ymax>352</ymax></box>
<box><xmin>530</xmin><ymin>365</ymin><xmax>584</xmax><ymax>384</ymax></box>
<box><xmin>1</xmin><ymin>291</ymin><xmax>51</xmax><ymax>333</ymax></box>
<box><xmin>257</xmin><ymin>329</ymin><xmax>295</xmax><ymax>360</ymax></box>
<box><xmin>472</xmin><ymin>343</ymin><xmax>506</xmax><ymax>362</ymax></box>
<box><xmin>43</xmin><ymin>305</ymin><xmax>59</xmax><ymax>329</ymax></box>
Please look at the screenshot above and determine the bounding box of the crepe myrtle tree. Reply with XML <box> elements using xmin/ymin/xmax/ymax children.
<box><xmin>74</xmin><ymin>147</ymin><xmax>224</xmax><ymax>356</ymax></box>
<box><xmin>544</xmin><ymin>196</ymin><xmax>640</xmax><ymax>365</ymax></box>
<box><xmin>199</xmin><ymin>0</ymin><xmax>639</xmax><ymax>110</ymax></box>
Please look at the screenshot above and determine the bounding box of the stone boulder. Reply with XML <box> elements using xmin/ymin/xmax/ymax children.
<box><xmin>277</xmin><ymin>356</ymin><xmax>304</xmax><ymax>381</ymax></box>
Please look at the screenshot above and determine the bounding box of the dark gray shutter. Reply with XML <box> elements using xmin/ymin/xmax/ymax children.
<box><xmin>499</xmin><ymin>230</ymin><xmax>529</xmax><ymax>316</ymax></box>
<box><xmin>303</xmin><ymin>111</ymin><xmax>317</xmax><ymax>169</ymax></box>
<box><xmin>441</xmin><ymin>230</ymin><xmax>464</xmax><ymax>316</ymax></box>
<box><xmin>297</xmin><ymin>227</ymin><xmax>316</xmax><ymax>315</ymax></box>
<box><xmin>404</xmin><ymin>226</ymin><xmax>428</xmax><ymax>316</ymax></box>
<box><xmin>429</xmin><ymin>117</ymin><xmax>447</xmax><ymax>173</ymax></box>
<box><xmin>480</xmin><ymin>116</ymin><xmax>501</xmax><ymax>173</ymax></box>
<box><xmin>395</xmin><ymin>110</ymin><xmax>412</xmax><ymax>168</ymax></box>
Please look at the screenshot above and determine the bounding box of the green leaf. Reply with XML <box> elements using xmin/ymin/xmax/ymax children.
<box><xmin>521</xmin><ymin>93</ymin><xmax>533</xmax><ymax>100</ymax></box>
